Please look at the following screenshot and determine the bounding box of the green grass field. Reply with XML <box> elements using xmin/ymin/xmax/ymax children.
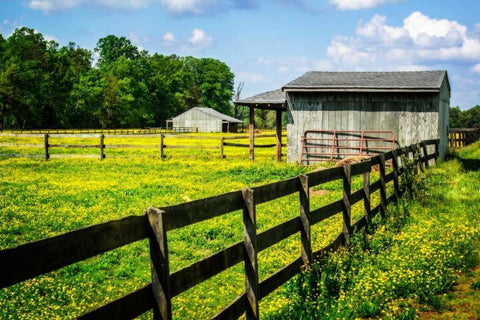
<box><xmin>0</xmin><ymin>133</ymin><xmax>388</xmax><ymax>319</ymax></box>
<box><xmin>267</xmin><ymin>141</ymin><xmax>480</xmax><ymax>319</ymax></box>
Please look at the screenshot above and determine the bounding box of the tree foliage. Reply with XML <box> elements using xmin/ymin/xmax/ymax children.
<box><xmin>450</xmin><ymin>105</ymin><xmax>480</xmax><ymax>129</ymax></box>
<box><xmin>0</xmin><ymin>28</ymin><xmax>235</xmax><ymax>129</ymax></box>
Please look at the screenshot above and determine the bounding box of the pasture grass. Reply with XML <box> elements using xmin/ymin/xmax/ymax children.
<box><xmin>266</xmin><ymin>154</ymin><xmax>480</xmax><ymax>319</ymax></box>
<box><xmin>0</xmin><ymin>133</ymin><xmax>388</xmax><ymax>319</ymax></box>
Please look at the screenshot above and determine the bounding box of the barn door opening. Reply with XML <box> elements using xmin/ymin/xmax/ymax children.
<box><xmin>222</xmin><ymin>121</ymin><xmax>230</xmax><ymax>133</ymax></box>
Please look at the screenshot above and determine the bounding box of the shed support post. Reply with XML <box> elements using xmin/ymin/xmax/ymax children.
<box><xmin>275</xmin><ymin>109</ymin><xmax>282</xmax><ymax>162</ymax></box>
<box><xmin>249</xmin><ymin>106</ymin><xmax>255</xmax><ymax>161</ymax></box>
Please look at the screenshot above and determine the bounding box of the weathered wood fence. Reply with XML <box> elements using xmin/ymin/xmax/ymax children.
<box><xmin>1</xmin><ymin>133</ymin><xmax>285</xmax><ymax>160</ymax></box>
<box><xmin>0</xmin><ymin>139</ymin><xmax>439</xmax><ymax>319</ymax></box>
<box><xmin>0</xmin><ymin>127</ymin><xmax>197</xmax><ymax>135</ymax></box>
<box><xmin>449</xmin><ymin>128</ymin><xmax>479</xmax><ymax>149</ymax></box>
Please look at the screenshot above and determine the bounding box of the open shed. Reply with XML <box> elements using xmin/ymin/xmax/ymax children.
<box><xmin>171</xmin><ymin>107</ymin><xmax>243</xmax><ymax>133</ymax></box>
<box><xmin>234</xmin><ymin>89</ymin><xmax>287</xmax><ymax>161</ymax></box>
<box><xmin>283</xmin><ymin>71</ymin><xmax>450</xmax><ymax>163</ymax></box>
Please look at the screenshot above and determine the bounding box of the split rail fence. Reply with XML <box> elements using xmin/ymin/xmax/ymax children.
<box><xmin>0</xmin><ymin>133</ymin><xmax>286</xmax><ymax>160</ymax></box>
<box><xmin>0</xmin><ymin>139</ymin><xmax>439</xmax><ymax>319</ymax></box>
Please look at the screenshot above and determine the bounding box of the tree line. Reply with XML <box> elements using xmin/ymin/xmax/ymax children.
<box><xmin>450</xmin><ymin>106</ymin><xmax>480</xmax><ymax>129</ymax></box>
<box><xmin>0</xmin><ymin>27</ymin><xmax>234</xmax><ymax>130</ymax></box>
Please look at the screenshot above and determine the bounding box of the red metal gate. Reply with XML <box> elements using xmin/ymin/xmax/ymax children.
<box><xmin>300</xmin><ymin>130</ymin><xmax>396</xmax><ymax>164</ymax></box>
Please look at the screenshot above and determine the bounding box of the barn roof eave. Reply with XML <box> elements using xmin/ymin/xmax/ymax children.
<box><xmin>282</xmin><ymin>87</ymin><xmax>441</xmax><ymax>93</ymax></box>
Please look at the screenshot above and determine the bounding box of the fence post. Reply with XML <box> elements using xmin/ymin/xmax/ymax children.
<box><xmin>220</xmin><ymin>137</ymin><xmax>225</xmax><ymax>159</ymax></box>
<box><xmin>44</xmin><ymin>134</ymin><xmax>49</xmax><ymax>161</ymax></box>
<box><xmin>415</xmin><ymin>144</ymin><xmax>424</xmax><ymax>172</ymax></box>
<box><xmin>434</xmin><ymin>140</ymin><xmax>439</xmax><ymax>163</ymax></box>
<box><xmin>342</xmin><ymin>164</ymin><xmax>351</xmax><ymax>247</ymax></box>
<box><xmin>100</xmin><ymin>134</ymin><xmax>105</xmax><ymax>160</ymax></box>
<box><xmin>363</xmin><ymin>160</ymin><xmax>371</xmax><ymax>232</ymax></box>
<box><xmin>242</xmin><ymin>188</ymin><xmax>259</xmax><ymax>320</ymax></box>
<box><xmin>379</xmin><ymin>153</ymin><xmax>387</xmax><ymax>219</ymax></box>
<box><xmin>299</xmin><ymin>175</ymin><xmax>312</xmax><ymax>264</ymax></box>
<box><xmin>421</xmin><ymin>142</ymin><xmax>429</xmax><ymax>168</ymax></box>
<box><xmin>147</xmin><ymin>207</ymin><xmax>172</xmax><ymax>320</ymax></box>
<box><xmin>160</xmin><ymin>134</ymin><xmax>164</xmax><ymax>160</ymax></box>
<box><xmin>410</xmin><ymin>145</ymin><xmax>418</xmax><ymax>175</ymax></box>
<box><xmin>392</xmin><ymin>149</ymin><xmax>400</xmax><ymax>200</ymax></box>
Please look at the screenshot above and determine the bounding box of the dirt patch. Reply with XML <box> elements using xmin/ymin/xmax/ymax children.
<box><xmin>310</xmin><ymin>189</ymin><xmax>330</xmax><ymax>197</ymax></box>
<box><xmin>416</xmin><ymin>264</ymin><xmax>480</xmax><ymax>319</ymax></box>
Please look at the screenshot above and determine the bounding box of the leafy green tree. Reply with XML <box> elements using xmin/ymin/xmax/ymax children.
<box><xmin>0</xmin><ymin>29</ymin><xmax>236</xmax><ymax>129</ymax></box>
<box><xmin>449</xmin><ymin>106</ymin><xmax>461</xmax><ymax>128</ymax></box>
<box><xmin>185</xmin><ymin>57</ymin><xmax>234</xmax><ymax>115</ymax></box>
<box><xmin>95</xmin><ymin>35</ymin><xmax>139</xmax><ymax>68</ymax></box>
<box><xmin>2</xmin><ymin>27</ymin><xmax>48</xmax><ymax>128</ymax></box>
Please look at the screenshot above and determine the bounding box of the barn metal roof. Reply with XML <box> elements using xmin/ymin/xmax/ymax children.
<box><xmin>234</xmin><ymin>89</ymin><xmax>287</xmax><ymax>110</ymax></box>
<box><xmin>283</xmin><ymin>71</ymin><xmax>449</xmax><ymax>93</ymax></box>
<box><xmin>193</xmin><ymin>107</ymin><xmax>244</xmax><ymax>123</ymax></box>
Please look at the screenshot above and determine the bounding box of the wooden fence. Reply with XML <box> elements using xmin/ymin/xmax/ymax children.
<box><xmin>0</xmin><ymin>127</ymin><xmax>197</xmax><ymax>135</ymax></box>
<box><xmin>0</xmin><ymin>139</ymin><xmax>439</xmax><ymax>320</ymax></box>
<box><xmin>449</xmin><ymin>128</ymin><xmax>479</xmax><ymax>149</ymax></box>
<box><xmin>1</xmin><ymin>133</ymin><xmax>286</xmax><ymax>160</ymax></box>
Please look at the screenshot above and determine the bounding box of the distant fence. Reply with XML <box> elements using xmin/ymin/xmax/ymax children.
<box><xmin>449</xmin><ymin>128</ymin><xmax>479</xmax><ymax>149</ymax></box>
<box><xmin>0</xmin><ymin>133</ymin><xmax>286</xmax><ymax>160</ymax></box>
<box><xmin>0</xmin><ymin>127</ymin><xmax>197</xmax><ymax>135</ymax></box>
<box><xmin>0</xmin><ymin>139</ymin><xmax>439</xmax><ymax>319</ymax></box>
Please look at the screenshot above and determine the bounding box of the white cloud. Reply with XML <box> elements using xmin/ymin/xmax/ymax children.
<box><xmin>27</xmin><ymin>0</ymin><xmax>227</xmax><ymax>14</ymax></box>
<box><xmin>28</xmin><ymin>0</ymin><xmax>85</xmax><ymax>12</ymax></box>
<box><xmin>329</xmin><ymin>0</ymin><xmax>399</xmax><ymax>10</ymax></box>
<box><xmin>128</xmin><ymin>32</ymin><xmax>149</xmax><ymax>45</ymax></box>
<box><xmin>44</xmin><ymin>33</ymin><xmax>58</xmax><ymax>42</ymax></box>
<box><xmin>160</xmin><ymin>0</ymin><xmax>216</xmax><ymax>14</ymax></box>
<box><xmin>186</xmin><ymin>28</ymin><xmax>213</xmax><ymax>50</ymax></box>
<box><xmin>26</xmin><ymin>0</ymin><xmax>309</xmax><ymax>14</ymax></box>
<box><xmin>163</xmin><ymin>32</ymin><xmax>175</xmax><ymax>42</ymax></box>
<box><xmin>325</xmin><ymin>11</ymin><xmax>480</xmax><ymax>71</ymax></box>
<box><xmin>473</xmin><ymin>63</ymin><xmax>480</xmax><ymax>74</ymax></box>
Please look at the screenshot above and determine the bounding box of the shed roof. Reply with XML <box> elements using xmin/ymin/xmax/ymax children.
<box><xmin>234</xmin><ymin>89</ymin><xmax>287</xmax><ymax>110</ymax></box>
<box><xmin>175</xmin><ymin>107</ymin><xmax>243</xmax><ymax>123</ymax></box>
<box><xmin>283</xmin><ymin>71</ymin><xmax>449</xmax><ymax>93</ymax></box>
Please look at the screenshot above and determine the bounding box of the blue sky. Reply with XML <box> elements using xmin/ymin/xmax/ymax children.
<box><xmin>1</xmin><ymin>0</ymin><xmax>480</xmax><ymax>109</ymax></box>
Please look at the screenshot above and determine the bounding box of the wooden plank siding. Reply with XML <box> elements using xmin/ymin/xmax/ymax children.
<box><xmin>0</xmin><ymin>140</ymin><xmax>439</xmax><ymax>320</ymax></box>
<box><xmin>287</xmin><ymin>91</ymin><xmax>446</xmax><ymax>162</ymax></box>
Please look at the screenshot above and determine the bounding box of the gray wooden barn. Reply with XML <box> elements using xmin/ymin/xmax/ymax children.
<box><xmin>282</xmin><ymin>71</ymin><xmax>450</xmax><ymax>163</ymax></box>
<box><xmin>171</xmin><ymin>107</ymin><xmax>243</xmax><ymax>133</ymax></box>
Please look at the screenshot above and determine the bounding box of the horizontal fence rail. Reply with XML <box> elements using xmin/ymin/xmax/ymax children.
<box><xmin>0</xmin><ymin>133</ymin><xmax>286</xmax><ymax>160</ymax></box>
<box><xmin>0</xmin><ymin>139</ymin><xmax>439</xmax><ymax>319</ymax></box>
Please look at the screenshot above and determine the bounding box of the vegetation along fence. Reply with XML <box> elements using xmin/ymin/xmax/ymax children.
<box><xmin>449</xmin><ymin>128</ymin><xmax>479</xmax><ymax>148</ymax></box>
<box><xmin>0</xmin><ymin>139</ymin><xmax>439</xmax><ymax>319</ymax></box>
<box><xmin>0</xmin><ymin>133</ymin><xmax>286</xmax><ymax>160</ymax></box>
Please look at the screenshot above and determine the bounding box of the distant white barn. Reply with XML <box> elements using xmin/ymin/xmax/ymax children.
<box><xmin>171</xmin><ymin>107</ymin><xmax>243</xmax><ymax>133</ymax></box>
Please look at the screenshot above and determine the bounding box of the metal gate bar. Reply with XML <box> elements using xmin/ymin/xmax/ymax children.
<box><xmin>300</xmin><ymin>130</ymin><xmax>396</xmax><ymax>164</ymax></box>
